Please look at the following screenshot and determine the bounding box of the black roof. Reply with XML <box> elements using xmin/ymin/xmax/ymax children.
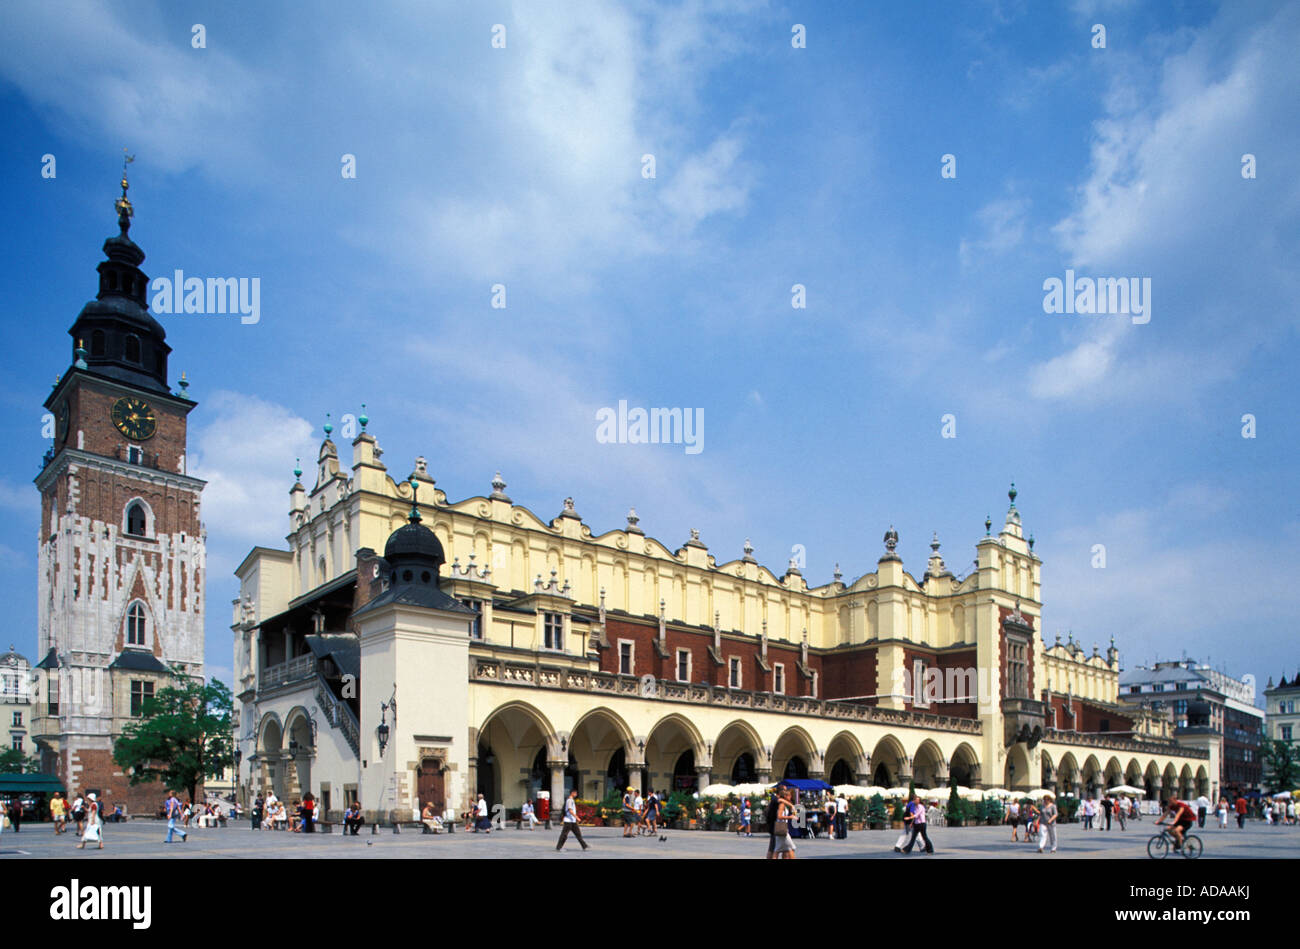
<box><xmin>108</xmin><ymin>649</ymin><xmax>172</xmax><ymax>673</ymax></box>
<box><xmin>304</xmin><ymin>634</ymin><xmax>360</xmax><ymax>680</ymax></box>
<box><xmin>353</xmin><ymin>583</ymin><xmax>474</xmax><ymax>619</ymax></box>
<box><xmin>35</xmin><ymin>647</ymin><xmax>60</xmax><ymax>670</ymax></box>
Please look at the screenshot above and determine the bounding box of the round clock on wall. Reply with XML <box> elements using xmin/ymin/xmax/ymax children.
<box><xmin>111</xmin><ymin>396</ymin><xmax>156</xmax><ymax>440</ymax></box>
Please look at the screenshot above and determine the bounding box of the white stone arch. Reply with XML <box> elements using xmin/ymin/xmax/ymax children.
<box><xmin>569</xmin><ymin>706</ymin><xmax>636</xmax><ymax>799</ymax></box>
<box><xmin>950</xmin><ymin>741</ymin><xmax>981</xmax><ymax>787</ymax></box>
<box><xmin>825</xmin><ymin>730</ymin><xmax>867</xmax><ymax>785</ymax></box>
<box><xmin>714</xmin><ymin>718</ymin><xmax>768</xmax><ymax>783</ymax></box>
<box><xmin>645</xmin><ymin>711</ymin><xmax>708</xmax><ymax>791</ymax></box>
<box><xmin>772</xmin><ymin>724</ymin><xmax>818</xmax><ymax>780</ymax></box>
<box><xmin>870</xmin><ymin>734</ymin><xmax>908</xmax><ymax>787</ymax></box>
<box><xmin>912</xmin><ymin>738</ymin><xmax>947</xmax><ymax>787</ymax></box>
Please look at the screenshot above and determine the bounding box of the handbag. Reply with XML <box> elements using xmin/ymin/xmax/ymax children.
<box><xmin>773</xmin><ymin>810</ymin><xmax>789</xmax><ymax>837</ymax></box>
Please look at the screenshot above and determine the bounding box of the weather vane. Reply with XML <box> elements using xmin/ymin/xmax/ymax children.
<box><xmin>115</xmin><ymin>147</ymin><xmax>135</xmax><ymax>231</ymax></box>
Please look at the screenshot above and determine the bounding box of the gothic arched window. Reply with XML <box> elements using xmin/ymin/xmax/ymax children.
<box><xmin>126</xmin><ymin>601</ymin><xmax>147</xmax><ymax>646</ymax></box>
<box><xmin>125</xmin><ymin>334</ymin><xmax>141</xmax><ymax>363</ymax></box>
<box><xmin>126</xmin><ymin>502</ymin><xmax>147</xmax><ymax>536</ymax></box>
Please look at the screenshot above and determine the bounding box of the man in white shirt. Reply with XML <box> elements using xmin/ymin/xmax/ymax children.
<box><xmin>556</xmin><ymin>789</ymin><xmax>590</xmax><ymax>851</ymax></box>
<box><xmin>835</xmin><ymin>794</ymin><xmax>848</xmax><ymax>839</ymax></box>
<box><xmin>1195</xmin><ymin>793</ymin><xmax>1211</xmax><ymax>829</ymax></box>
<box><xmin>474</xmin><ymin>793</ymin><xmax>490</xmax><ymax>833</ymax></box>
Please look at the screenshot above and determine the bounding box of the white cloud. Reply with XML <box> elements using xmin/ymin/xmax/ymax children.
<box><xmin>188</xmin><ymin>391</ymin><xmax>317</xmax><ymax>547</ymax></box>
<box><xmin>959</xmin><ymin>195</ymin><xmax>1030</xmax><ymax>269</ymax></box>
<box><xmin>1026</xmin><ymin>334</ymin><xmax>1117</xmax><ymax>400</ymax></box>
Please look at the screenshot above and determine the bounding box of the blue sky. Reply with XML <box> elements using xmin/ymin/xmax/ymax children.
<box><xmin>3</xmin><ymin>0</ymin><xmax>1297</xmax><ymax>698</ymax></box>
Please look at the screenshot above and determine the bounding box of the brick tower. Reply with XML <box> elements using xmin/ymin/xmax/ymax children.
<box><xmin>31</xmin><ymin>164</ymin><xmax>206</xmax><ymax>814</ymax></box>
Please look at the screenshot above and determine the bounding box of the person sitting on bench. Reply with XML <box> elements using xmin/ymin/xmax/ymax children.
<box><xmin>344</xmin><ymin>802</ymin><xmax>365</xmax><ymax>836</ymax></box>
<box><xmin>422</xmin><ymin>801</ymin><xmax>444</xmax><ymax>834</ymax></box>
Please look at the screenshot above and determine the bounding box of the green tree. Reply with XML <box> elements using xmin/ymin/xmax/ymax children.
<box><xmin>1262</xmin><ymin>739</ymin><xmax>1297</xmax><ymax>792</ymax></box>
<box><xmin>0</xmin><ymin>748</ymin><xmax>40</xmax><ymax>774</ymax></box>
<box><xmin>947</xmin><ymin>774</ymin><xmax>963</xmax><ymax>826</ymax></box>
<box><xmin>113</xmin><ymin>677</ymin><xmax>233</xmax><ymax>805</ymax></box>
<box><xmin>866</xmin><ymin>793</ymin><xmax>889</xmax><ymax>825</ymax></box>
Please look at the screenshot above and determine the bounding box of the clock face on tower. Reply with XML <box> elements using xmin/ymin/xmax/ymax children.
<box><xmin>111</xmin><ymin>396</ymin><xmax>156</xmax><ymax>441</ymax></box>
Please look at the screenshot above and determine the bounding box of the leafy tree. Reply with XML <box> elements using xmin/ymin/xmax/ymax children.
<box><xmin>113</xmin><ymin>677</ymin><xmax>233</xmax><ymax>805</ymax></box>
<box><xmin>1262</xmin><ymin>739</ymin><xmax>1297</xmax><ymax>792</ymax></box>
<box><xmin>0</xmin><ymin>748</ymin><xmax>40</xmax><ymax>774</ymax></box>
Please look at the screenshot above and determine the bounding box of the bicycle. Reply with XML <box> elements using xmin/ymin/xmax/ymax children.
<box><xmin>1147</xmin><ymin>826</ymin><xmax>1202</xmax><ymax>859</ymax></box>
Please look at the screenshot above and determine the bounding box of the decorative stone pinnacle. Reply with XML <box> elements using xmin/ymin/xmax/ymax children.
<box><xmin>833</xmin><ymin>563</ymin><xmax>842</xmax><ymax>583</ymax></box>
<box><xmin>359</xmin><ymin>403</ymin><xmax>368</xmax><ymax>431</ymax></box>
<box><xmin>743</xmin><ymin>538</ymin><xmax>754</xmax><ymax>558</ymax></box>
<box><xmin>293</xmin><ymin>458</ymin><xmax>302</xmax><ymax>480</ymax></box>
<box><xmin>1009</xmin><ymin>482</ymin><xmax>1017</xmax><ymax>508</ymax></box>
<box><xmin>74</xmin><ymin>340</ymin><xmax>88</xmax><ymax>370</ymax></box>
<box><xmin>408</xmin><ymin>477</ymin><xmax>421</xmax><ymax>522</ymax></box>
<box><xmin>931</xmin><ymin>531</ymin><xmax>940</xmax><ymax>554</ymax></box>
<box><xmin>323</xmin><ymin>413</ymin><xmax>333</xmax><ymax>438</ymax></box>
<box><xmin>985</xmin><ymin>514</ymin><xmax>992</xmax><ymax>536</ymax></box>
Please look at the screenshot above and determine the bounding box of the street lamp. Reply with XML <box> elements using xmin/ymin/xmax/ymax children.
<box><xmin>377</xmin><ymin>687</ymin><xmax>396</xmax><ymax>757</ymax></box>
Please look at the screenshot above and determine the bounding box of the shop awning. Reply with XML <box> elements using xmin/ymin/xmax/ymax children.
<box><xmin>0</xmin><ymin>773</ymin><xmax>65</xmax><ymax>794</ymax></box>
<box><xmin>776</xmin><ymin>778</ymin><xmax>833</xmax><ymax>792</ymax></box>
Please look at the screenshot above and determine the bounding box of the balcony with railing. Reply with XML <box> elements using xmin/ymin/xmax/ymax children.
<box><xmin>259</xmin><ymin>654</ymin><xmax>316</xmax><ymax>691</ymax></box>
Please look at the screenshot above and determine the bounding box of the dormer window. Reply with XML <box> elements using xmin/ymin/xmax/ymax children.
<box><xmin>125</xmin><ymin>334</ymin><xmax>140</xmax><ymax>363</ymax></box>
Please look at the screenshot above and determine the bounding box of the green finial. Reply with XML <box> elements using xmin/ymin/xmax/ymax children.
<box><xmin>408</xmin><ymin>477</ymin><xmax>422</xmax><ymax>523</ymax></box>
<box><xmin>1008</xmin><ymin>481</ymin><xmax>1017</xmax><ymax>508</ymax></box>
<box><xmin>74</xmin><ymin>339</ymin><xmax>88</xmax><ymax>370</ymax></box>
<box><xmin>1028</xmin><ymin>532</ymin><xmax>1035</xmax><ymax>551</ymax></box>
<box><xmin>323</xmin><ymin>412</ymin><xmax>333</xmax><ymax>438</ymax></box>
<box><xmin>359</xmin><ymin>403</ymin><xmax>368</xmax><ymax>431</ymax></box>
<box><xmin>293</xmin><ymin>458</ymin><xmax>302</xmax><ymax>480</ymax></box>
<box><xmin>177</xmin><ymin>370</ymin><xmax>191</xmax><ymax>400</ymax></box>
<box><xmin>984</xmin><ymin>514</ymin><xmax>992</xmax><ymax>536</ymax></box>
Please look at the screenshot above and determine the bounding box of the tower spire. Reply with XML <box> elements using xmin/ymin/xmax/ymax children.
<box><xmin>115</xmin><ymin>148</ymin><xmax>135</xmax><ymax>234</ymax></box>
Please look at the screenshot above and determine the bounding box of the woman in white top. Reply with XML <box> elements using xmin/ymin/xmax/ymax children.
<box><xmin>522</xmin><ymin>800</ymin><xmax>538</xmax><ymax>829</ymax></box>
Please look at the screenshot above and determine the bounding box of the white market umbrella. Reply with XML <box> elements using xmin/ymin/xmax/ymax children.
<box><xmin>731</xmin><ymin>783</ymin><xmax>771</xmax><ymax>797</ymax></box>
<box><xmin>834</xmin><ymin>785</ymin><xmax>873</xmax><ymax>798</ymax></box>
<box><xmin>1272</xmin><ymin>791</ymin><xmax>1292</xmax><ymax>799</ymax></box>
<box><xmin>1026</xmin><ymin>788</ymin><xmax>1055</xmax><ymax>800</ymax></box>
<box><xmin>884</xmin><ymin>787</ymin><xmax>910</xmax><ymax>799</ymax></box>
<box><xmin>958</xmin><ymin>787</ymin><xmax>985</xmax><ymax>802</ymax></box>
<box><xmin>699</xmin><ymin>784</ymin><xmax>735</xmax><ymax>797</ymax></box>
<box><xmin>983</xmin><ymin>787</ymin><xmax>1012</xmax><ymax>799</ymax></box>
<box><xmin>1108</xmin><ymin>784</ymin><xmax>1144</xmax><ymax>796</ymax></box>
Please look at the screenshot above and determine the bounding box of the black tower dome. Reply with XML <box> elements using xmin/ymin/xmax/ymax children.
<box><xmin>66</xmin><ymin>158</ymin><xmax>171</xmax><ymax>395</ymax></box>
<box><xmin>383</xmin><ymin>480</ymin><xmax>445</xmax><ymax>584</ymax></box>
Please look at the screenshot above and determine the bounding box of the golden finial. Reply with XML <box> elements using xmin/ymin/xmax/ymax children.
<box><xmin>115</xmin><ymin>148</ymin><xmax>135</xmax><ymax>230</ymax></box>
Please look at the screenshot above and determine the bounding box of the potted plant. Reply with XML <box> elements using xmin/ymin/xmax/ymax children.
<box><xmin>947</xmin><ymin>776</ymin><xmax>963</xmax><ymax>827</ymax></box>
<box><xmin>848</xmin><ymin>794</ymin><xmax>869</xmax><ymax>830</ymax></box>
<box><xmin>867</xmin><ymin>793</ymin><xmax>889</xmax><ymax>829</ymax></box>
<box><xmin>890</xmin><ymin>797</ymin><xmax>906</xmax><ymax>829</ymax></box>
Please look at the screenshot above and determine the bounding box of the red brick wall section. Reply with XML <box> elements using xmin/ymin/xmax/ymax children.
<box><xmin>69</xmin><ymin>381</ymin><xmax>191</xmax><ymax>474</ymax></box>
<box><xmin>820</xmin><ymin>648</ymin><xmax>878</xmax><ymax>702</ymax></box>
<box><xmin>62</xmin><ymin>747</ymin><xmax>175</xmax><ymax>818</ymax></box>
<box><xmin>604</xmin><ymin>617</ymin><xmax>883</xmax><ymax>700</ymax></box>
<box><xmin>900</xmin><ymin>647</ymin><xmax>979</xmax><ymax>719</ymax></box>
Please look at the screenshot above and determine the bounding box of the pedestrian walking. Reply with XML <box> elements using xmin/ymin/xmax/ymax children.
<box><xmin>70</xmin><ymin>794</ymin><xmax>85</xmax><ymax>836</ymax></box>
<box><xmin>1195</xmin><ymin>792</ymin><xmax>1210</xmax><ymax>829</ymax></box>
<box><xmin>1007</xmin><ymin>799</ymin><xmax>1020</xmax><ymax>840</ymax></box>
<box><xmin>0</xmin><ymin>799</ymin><xmax>6</xmax><ymax>839</ymax></box>
<box><xmin>473</xmin><ymin>793</ymin><xmax>491</xmax><ymax>833</ymax></box>
<box><xmin>771</xmin><ymin>785</ymin><xmax>797</xmax><ymax>859</ymax></box>
<box><xmin>642</xmin><ymin>789</ymin><xmax>660</xmax><ymax>836</ymax></box>
<box><xmin>900</xmin><ymin>792</ymin><xmax>933</xmax><ymax>854</ymax></box>
<box><xmin>1114</xmin><ymin>797</ymin><xmax>1126</xmax><ymax>831</ymax></box>
<box><xmin>738</xmin><ymin>796</ymin><xmax>752</xmax><ymax>837</ymax></box>
<box><xmin>252</xmin><ymin>794</ymin><xmax>263</xmax><ymax>830</ymax></box>
<box><xmin>76</xmin><ymin>792</ymin><xmax>103</xmax><ymax>850</ymax></box>
<box><xmin>835</xmin><ymin>792</ymin><xmax>848</xmax><ymax>839</ymax></box>
<box><xmin>164</xmin><ymin>790</ymin><xmax>188</xmax><ymax>843</ymax></box>
<box><xmin>555</xmin><ymin>789</ymin><xmax>589</xmax><ymax>851</ymax></box>
<box><xmin>50</xmin><ymin>792</ymin><xmax>67</xmax><ymax>834</ymax></box>
<box><xmin>621</xmin><ymin>786</ymin><xmax>635</xmax><ymax>838</ymax></box>
<box><xmin>1038</xmin><ymin>793</ymin><xmax>1058</xmax><ymax>853</ymax></box>
<box><xmin>7</xmin><ymin>797</ymin><xmax>22</xmax><ymax>833</ymax></box>
<box><xmin>1235</xmin><ymin>795</ymin><xmax>1247</xmax><ymax>829</ymax></box>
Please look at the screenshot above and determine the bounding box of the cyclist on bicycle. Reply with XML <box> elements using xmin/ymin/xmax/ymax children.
<box><xmin>1156</xmin><ymin>798</ymin><xmax>1196</xmax><ymax>850</ymax></box>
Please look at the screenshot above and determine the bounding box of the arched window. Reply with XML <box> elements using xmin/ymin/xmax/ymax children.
<box><xmin>126</xmin><ymin>601</ymin><xmax>147</xmax><ymax>646</ymax></box>
<box><xmin>125</xmin><ymin>334</ymin><xmax>141</xmax><ymax>363</ymax></box>
<box><xmin>91</xmin><ymin>330</ymin><xmax>106</xmax><ymax>357</ymax></box>
<box><xmin>126</xmin><ymin>502</ymin><xmax>147</xmax><ymax>536</ymax></box>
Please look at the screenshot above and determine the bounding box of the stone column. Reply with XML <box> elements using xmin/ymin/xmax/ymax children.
<box><xmin>695</xmin><ymin>767</ymin><xmax>711</xmax><ymax>791</ymax></box>
<box><xmin>548</xmin><ymin>761</ymin><xmax>566</xmax><ymax>822</ymax></box>
<box><xmin>756</xmin><ymin>768</ymin><xmax>772</xmax><ymax>784</ymax></box>
<box><xmin>628</xmin><ymin>764</ymin><xmax>644</xmax><ymax>794</ymax></box>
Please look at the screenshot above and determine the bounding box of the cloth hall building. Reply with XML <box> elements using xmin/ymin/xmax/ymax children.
<box><xmin>232</xmin><ymin>424</ymin><xmax>1212</xmax><ymax>823</ymax></box>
